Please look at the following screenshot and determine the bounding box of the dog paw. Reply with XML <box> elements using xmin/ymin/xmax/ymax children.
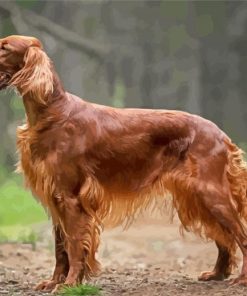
<box><xmin>198</xmin><ymin>271</ymin><xmax>226</xmax><ymax>281</ymax></box>
<box><xmin>34</xmin><ymin>279</ymin><xmax>57</xmax><ymax>292</ymax></box>
<box><xmin>229</xmin><ymin>275</ymin><xmax>247</xmax><ymax>286</ymax></box>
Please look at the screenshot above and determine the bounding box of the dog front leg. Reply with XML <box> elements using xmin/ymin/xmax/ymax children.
<box><xmin>52</xmin><ymin>194</ymin><xmax>101</xmax><ymax>293</ymax></box>
<box><xmin>35</xmin><ymin>225</ymin><xmax>69</xmax><ymax>291</ymax></box>
<box><xmin>52</xmin><ymin>225</ymin><xmax>69</xmax><ymax>282</ymax></box>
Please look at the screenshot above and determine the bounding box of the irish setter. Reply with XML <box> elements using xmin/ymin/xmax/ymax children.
<box><xmin>0</xmin><ymin>35</ymin><xmax>247</xmax><ymax>293</ymax></box>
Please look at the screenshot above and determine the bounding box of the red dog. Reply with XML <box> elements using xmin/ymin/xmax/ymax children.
<box><xmin>0</xmin><ymin>35</ymin><xmax>247</xmax><ymax>293</ymax></box>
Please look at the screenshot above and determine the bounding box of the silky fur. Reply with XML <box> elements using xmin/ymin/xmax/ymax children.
<box><xmin>10</xmin><ymin>46</ymin><xmax>53</xmax><ymax>104</ymax></box>
<box><xmin>1</xmin><ymin>35</ymin><xmax>247</xmax><ymax>291</ymax></box>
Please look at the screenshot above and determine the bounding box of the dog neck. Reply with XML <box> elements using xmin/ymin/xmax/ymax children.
<box><xmin>21</xmin><ymin>70</ymin><xmax>67</xmax><ymax>126</ymax></box>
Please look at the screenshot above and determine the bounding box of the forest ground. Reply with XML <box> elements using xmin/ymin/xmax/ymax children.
<box><xmin>0</xmin><ymin>216</ymin><xmax>246</xmax><ymax>296</ymax></box>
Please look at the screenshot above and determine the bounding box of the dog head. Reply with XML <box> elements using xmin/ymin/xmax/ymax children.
<box><xmin>0</xmin><ymin>35</ymin><xmax>53</xmax><ymax>104</ymax></box>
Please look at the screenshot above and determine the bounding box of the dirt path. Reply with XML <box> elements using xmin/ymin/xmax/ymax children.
<box><xmin>0</xmin><ymin>218</ymin><xmax>247</xmax><ymax>295</ymax></box>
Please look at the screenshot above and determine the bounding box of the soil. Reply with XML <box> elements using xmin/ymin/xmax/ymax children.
<box><xmin>0</xmin><ymin>216</ymin><xmax>247</xmax><ymax>296</ymax></box>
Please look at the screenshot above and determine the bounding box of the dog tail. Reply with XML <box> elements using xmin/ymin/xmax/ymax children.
<box><xmin>220</xmin><ymin>138</ymin><xmax>247</xmax><ymax>271</ymax></box>
<box><xmin>224</xmin><ymin>138</ymin><xmax>247</xmax><ymax>220</ymax></box>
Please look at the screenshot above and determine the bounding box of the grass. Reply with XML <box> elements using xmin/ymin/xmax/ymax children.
<box><xmin>57</xmin><ymin>284</ymin><xmax>101</xmax><ymax>296</ymax></box>
<box><xmin>0</xmin><ymin>175</ymin><xmax>47</xmax><ymax>241</ymax></box>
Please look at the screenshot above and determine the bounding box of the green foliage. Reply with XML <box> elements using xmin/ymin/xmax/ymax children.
<box><xmin>58</xmin><ymin>285</ymin><xmax>101</xmax><ymax>296</ymax></box>
<box><xmin>10</xmin><ymin>94</ymin><xmax>25</xmax><ymax>120</ymax></box>
<box><xmin>0</xmin><ymin>172</ymin><xmax>47</xmax><ymax>242</ymax></box>
<box><xmin>0</xmin><ymin>228</ymin><xmax>39</xmax><ymax>249</ymax></box>
<box><xmin>0</xmin><ymin>231</ymin><xmax>8</xmax><ymax>243</ymax></box>
<box><xmin>0</xmin><ymin>166</ymin><xmax>9</xmax><ymax>185</ymax></box>
<box><xmin>17</xmin><ymin>229</ymin><xmax>38</xmax><ymax>250</ymax></box>
<box><xmin>0</xmin><ymin>175</ymin><xmax>47</xmax><ymax>226</ymax></box>
<box><xmin>0</xmin><ymin>225</ymin><xmax>37</xmax><ymax>243</ymax></box>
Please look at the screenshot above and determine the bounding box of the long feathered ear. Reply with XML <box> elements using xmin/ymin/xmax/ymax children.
<box><xmin>10</xmin><ymin>46</ymin><xmax>53</xmax><ymax>104</ymax></box>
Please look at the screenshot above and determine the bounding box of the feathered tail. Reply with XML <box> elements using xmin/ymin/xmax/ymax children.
<box><xmin>222</xmin><ymin>138</ymin><xmax>247</xmax><ymax>271</ymax></box>
<box><xmin>224</xmin><ymin>138</ymin><xmax>247</xmax><ymax>221</ymax></box>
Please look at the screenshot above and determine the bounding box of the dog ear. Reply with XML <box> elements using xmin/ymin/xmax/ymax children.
<box><xmin>10</xmin><ymin>46</ymin><xmax>53</xmax><ymax>104</ymax></box>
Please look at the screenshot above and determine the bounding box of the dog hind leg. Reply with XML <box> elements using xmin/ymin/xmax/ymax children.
<box><xmin>198</xmin><ymin>184</ymin><xmax>247</xmax><ymax>285</ymax></box>
<box><xmin>199</xmin><ymin>241</ymin><xmax>235</xmax><ymax>281</ymax></box>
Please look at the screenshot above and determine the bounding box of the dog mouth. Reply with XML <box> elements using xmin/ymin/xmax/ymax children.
<box><xmin>0</xmin><ymin>72</ymin><xmax>11</xmax><ymax>90</ymax></box>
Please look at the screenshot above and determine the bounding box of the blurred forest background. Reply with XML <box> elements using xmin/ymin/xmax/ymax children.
<box><xmin>0</xmin><ymin>0</ymin><xmax>247</xmax><ymax>241</ymax></box>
